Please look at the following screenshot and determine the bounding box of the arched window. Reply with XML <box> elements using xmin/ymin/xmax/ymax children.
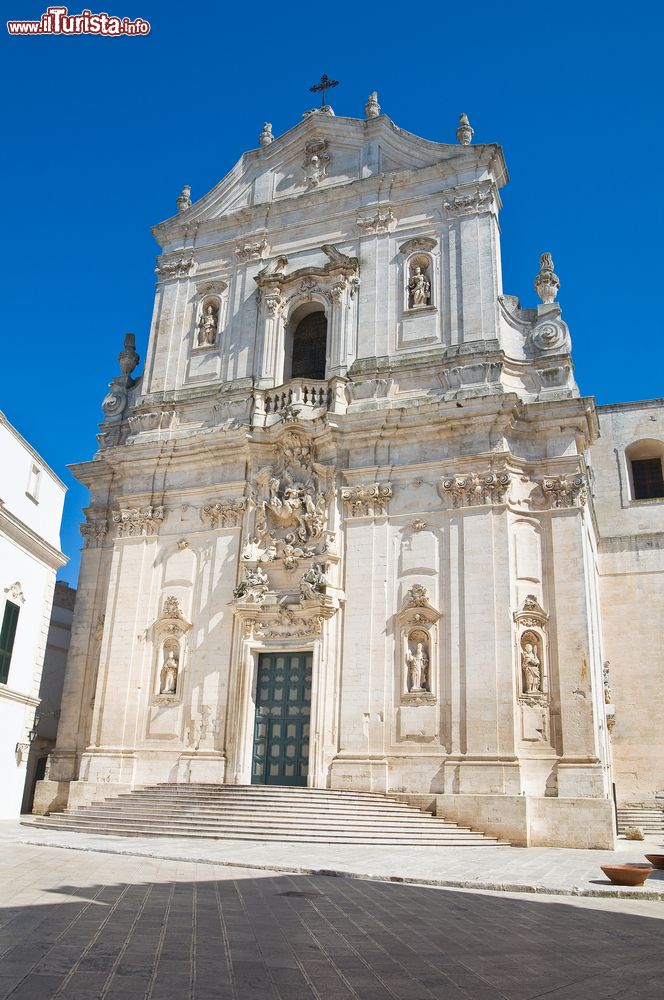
<box><xmin>626</xmin><ymin>440</ymin><xmax>664</xmax><ymax>501</ymax></box>
<box><xmin>285</xmin><ymin>304</ymin><xmax>327</xmax><ymax>381</ymax></box>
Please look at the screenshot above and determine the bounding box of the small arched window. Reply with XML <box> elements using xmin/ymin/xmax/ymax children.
<box><xmin>285</xmin><ymin>304</ymin><xmax>327</xmax><ymax>382</ymax></box>
<box><xmin>626</xmin><ymin>440</ymin><xmax>664</xmax><ymax>501</ymax></box>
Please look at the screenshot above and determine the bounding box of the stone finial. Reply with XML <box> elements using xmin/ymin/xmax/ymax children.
<box><xmin>365</xmin><ymin>91</ymin><xmax>381</xmax><ymax>119</ymax></box>
<box><xmin>118</xmin><ymin>332</ymin><xmax>139</xmax><ymax>378</ymax></box>
<box><xmin>176</xmin><ymin>184</ymin><xmax>191</xmax><ymax>213</ymax></box>
<box><xmin>456</xmin><ymin>113</ymin><xmax>474</xmax><ymax>145</ymax></box>
<box><xmin>534</xmin><ymin>252</ymin><xmax>560</xmax><ymax>304</ymax></box>
<box><xmin>259</xmin><ymin>122</ymin><xmax>274</xmax><ymax>147</ymax></box>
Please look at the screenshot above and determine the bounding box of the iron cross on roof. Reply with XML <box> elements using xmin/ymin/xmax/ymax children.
<box><xmin>309</xmin><ymin>74</ymin><xmax>339</xmax><ymax>108</ymax></box>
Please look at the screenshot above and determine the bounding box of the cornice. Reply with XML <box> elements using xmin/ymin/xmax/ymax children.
<box><xmin>0</xmin><ymin>503</ymin><xmax>67</xmax><ymax>570</ymax></box>
<box><xmin>0</xmin><ymin>685</ymin><xmax>40</xmax><ymax>709</ymax></box>
<box><xmin>153</xmin><ymin>146</ymin><xmax>507</xmax><ymax>250</ymax></box>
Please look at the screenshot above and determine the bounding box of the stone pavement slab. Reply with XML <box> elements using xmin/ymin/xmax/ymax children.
<box><xmin>3</xmin><ymin>820</ymin><xmax>664</xmax><ymax>901</ymax></box>
<box><xmin>1</xmin><ymin>842</ymin><xmax>664</xmax><ymax>1000</ymax></box>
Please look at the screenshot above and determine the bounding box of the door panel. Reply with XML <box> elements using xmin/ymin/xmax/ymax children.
<box><xmin>252</xmin><ymin>652</ymin><xmax>312</xmax><ymax>786</ymax></box>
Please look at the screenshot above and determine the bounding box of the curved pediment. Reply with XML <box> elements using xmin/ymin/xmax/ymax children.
<box><xmin>153</xmin><ymin>113</ymin><xmax>507</xmax><ymax>246</ymax></box>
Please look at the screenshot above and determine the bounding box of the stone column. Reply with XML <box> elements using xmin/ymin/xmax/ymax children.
<box><xmin>548</xmin><ymin>509</ymin><xmax>605</xmax><ymax>798</ymax></box>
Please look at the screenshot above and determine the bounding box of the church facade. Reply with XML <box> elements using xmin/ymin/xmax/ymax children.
<box><xmin>35</xmin><ymin>94</ymin><xmax>664</xmax><ymax>848</ymax></box>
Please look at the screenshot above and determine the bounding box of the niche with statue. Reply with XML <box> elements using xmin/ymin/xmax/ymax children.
<box><xmin>147</xmin><ymin>595</ymin><xmax>192</xmax><ymax>742</ymax></box>
<box><xmin>513</xmin><ymin>595</ymin><xmax>552</xmax><ymax>745</ymax></box>
<box><xmin>396</xmin><ymin>585</ymin><xmax>440</xmax><ymax>741</ymax></box>
<box><xmin>397</xmin><ymin>238</ymin><xmax>439</xmax><ymax>349</ymax></box>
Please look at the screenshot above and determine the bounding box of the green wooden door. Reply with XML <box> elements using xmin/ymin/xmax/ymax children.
<box><xmin>251</xmin><ymin>652</ymin><xmax>312</xmax><ymax>786</ymax></box>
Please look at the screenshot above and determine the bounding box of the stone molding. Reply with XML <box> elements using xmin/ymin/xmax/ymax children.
<box><xmin>399</xmin><ymin>236</ymin><xmax>437</xmax><ymax>256</ymax></box>
<box><xmin>113</xmin><ymin>505</ymin><xmax>165</xmax><ymax>537</ymax></box>
<box><xmin>242</xmin><ymin>608</ymin><xmax>325</xmax><ymax>640</ymax></box>
<box><xmin>341</xmin><ymin>483</ymin><xmax>392</xmax><ymax>517</ymax></box>
<box><xmin>201</xmin><ymin>498</ymin><xmax>247</xmax><ymax>529</ymax></box>
<box><xmin>438</xmin><ymin>471</ymin><xmax>510</xmax><ymax>508</ymax></box>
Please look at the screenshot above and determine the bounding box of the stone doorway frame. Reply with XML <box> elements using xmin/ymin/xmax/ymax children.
<box><xmin>225</xmin><ymin>633</ymin><xmax>326</xmax><ymax>788</ymax></box>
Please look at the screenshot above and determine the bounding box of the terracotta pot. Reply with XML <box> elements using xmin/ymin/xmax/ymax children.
<box><xmin>644</xmin><ymin>854</ymin><xmax>664</xmax><ymax>870</ymax></box>
<box><xmin>601</xmin><ymin>864</ymin><xmax>653</xmax><ymax>886</ymax></box>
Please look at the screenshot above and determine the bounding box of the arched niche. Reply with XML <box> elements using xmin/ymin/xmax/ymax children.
<box><xmin>284</xmin><ymin>301</ymin><xmax>328</xmax><ymax>381</ymax></box>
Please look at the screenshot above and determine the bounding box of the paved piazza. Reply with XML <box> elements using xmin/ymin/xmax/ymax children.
<box><xmin>1</xmin><ymin>836</ymin><xmax>663</xmax><ymax>999</ymax></box>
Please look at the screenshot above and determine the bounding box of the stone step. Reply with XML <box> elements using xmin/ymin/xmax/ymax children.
<box><xmin>54</xmin><ymin>813</ymin><xmax>466</xmax><ymax>834</ymax></box>
<box><xmin>30</xmin><ymin>816</ymin><xmax>490</xmax><ymax>837</ymax></box>
<box><xmin>28</xmin><ymin>782</ymin><xmax>507</xmax><ymax>846</ymax></box>
<box><xmin>75</xmin><ymin>799</ymin><xmax>433</xmax><ymax>815</ymax></box>
<box><xmin>25</xmin><ymin>820</ymin><xmax>501</xmax><ymax>846</ymax></box>
<box><xmin>122</xmin><ymin>796</ymin><xmax>419</xmax><ymax>810</ymax></box>
<box><xmin>38</xmin><ymin>808</ymin><xmax>482</xmax><ymax>830</ymax></box>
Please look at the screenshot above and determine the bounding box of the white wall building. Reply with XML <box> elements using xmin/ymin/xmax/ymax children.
<box><xmin>0</xmin><ymin>411</ymin><xmax>67</xmax><ymax>818</ymax></box>
<box><xmin>34</xmin><ymin>95</ymin><xmax>663</xmax><ymax>847</ymax></box>
<box><xmin>21</xmin><ymin>581</ymin><xmax>76</xmax><ymax>813</ymax></box>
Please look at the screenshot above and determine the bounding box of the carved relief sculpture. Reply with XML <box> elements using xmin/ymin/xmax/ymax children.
<box><xmin>247</xmin><ymin>432</ymin><xmax>334</xmax><ymax>561</ymax></box>
<box><xmin>300</xmin><ymin>563</ymin><xmax>329</xmax><ymax>601</ymax></box>
<box><xmin>302</xmin><ymin>138</ymin><xmax>330</xmax><ymax>187</ymax></box>
<box><xmin>233</xmin><ymin>566</ymin><xmax>270</xmax><ymax>603</ymax></box>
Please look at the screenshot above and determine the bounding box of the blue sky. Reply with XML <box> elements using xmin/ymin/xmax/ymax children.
<box><xmin>1</xmin><ymin>1</ymin><xmax>662</xmax><ymax>584</ymax></box>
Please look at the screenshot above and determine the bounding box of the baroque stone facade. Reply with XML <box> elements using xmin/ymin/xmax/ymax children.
<box><xmin>36</xmin><ymin>94</ymin><xmax>663</xmax><ymax>847</ymax></box>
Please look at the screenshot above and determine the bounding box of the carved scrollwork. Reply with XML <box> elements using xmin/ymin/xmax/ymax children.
<box><xmin>443</xmin><ymin>188</ymin><xmax>494</xmax><ymax>218</ymax></box>
<box><xmin>356</xmin><ymin>209</ymin><xmax>396</xmax><ymax>234</ymax></box>
<box><xmin>403</xmin><ymin>584</ymin><xmax>430</xmax><ymax>608</ymax></box>
<box><xmin>531</xmin><ymin>316</ymin><xmax>570</xmax><ymax>353</ymax></box>
<box><xmin>201</xmin><ymin>498</ymin><xmax>247</xmax><ymax>529</ymax></box>
<box><xmin>437</xmin><ymin>471</ymin><xmax>510</xmax><ymax>508</ymax></box>
<box><xmin>302</xmin><ymin>138</ymin><xmax>330</xmax><ymax>187</ymax></box>
<box><xmin>3</xmin><ymin>581</ymin><xmax>25</xmax><ymax>605</ymax></box>
<box><xmin>113</xmin><ymin>505</ymin><xmax>165</xmax><ymax>537</ymax></box>
<box><xmin>80</xmin><ymin>516</ymin><xmax>108</xmax><ymax>548</ymax></box>
<box><xmin>399</xmin><ymin>237</ymin><xmax>437</xmax><ymax>255</ymax></box>
<box><xmin>235</xmin><ymin>237</ymin><xmax>269</xmax><ymax>262</ymax></box>
<box><xmin>542</xmin><ymin>475</ymin><xmax>587</xmax><ymax>508</ymax></box>
<box><xmin>155</xmin><ymin>254</ymin><xmax>196</xmax><ymax>279</ymax></box>
<box><xmin>341</xmin><ymin>483</ymin><xmax>392</xmax><ymax>517</ymax></box>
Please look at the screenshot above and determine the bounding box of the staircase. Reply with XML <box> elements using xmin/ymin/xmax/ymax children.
<box><xmin>24</xmin><ymin>784</ymin><xmax>507</xmax><ymax>846</ymax></box>
<box><xmin>617</xmin><ymin>805</ymin><xmax>664</xmax><ymax>837</ymax></box>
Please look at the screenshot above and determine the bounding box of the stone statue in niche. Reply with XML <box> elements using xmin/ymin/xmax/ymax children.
<box><xmin>406</xmin><ymin>633</ymin><xmax>429</xmax><ymax>692</ymax></box>
<box><xmin>521</xmin><ymin>634</ymin><xmax>542</xmax><ymax>694</ymax></box>
<box><xmin>160</xmin><ymin>647</ymin><xmax>179</xmax><ymax>695</ymax></box>
<box><xmin>408</xmin><ymin>260</ymin><xmax>431</xmax><ymax>309</ymax></box>
<box><xmin>197</xmin><ymin>303</ymin><xmax>219</xmax><ymax>347</ymax></box>
<box><xmin>300</xmin><ymin>562</ymin><xmax>329</xmax><ymax>601</ymax></box>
